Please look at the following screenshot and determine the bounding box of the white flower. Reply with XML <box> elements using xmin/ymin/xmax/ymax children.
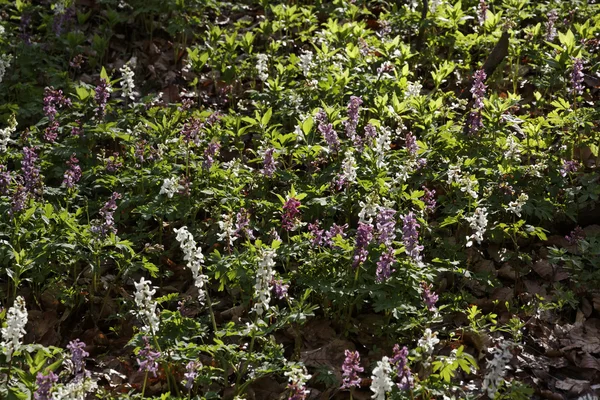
<box><xmin>173</xmin><ymin>226</ymin><xmax>208</xmax><ymax>304</ymax></box>
<box><xmin>0</xmin><ymin>114</ymin><xmax>17</xmax><ymax>153</ymax></box>
<box><xmin>52</xmin><ymin>375</ymin><xmax>98</xmax><ymax>400</ymax></box>
<box><xmin>1</xmin><ymin>296</ymin><xmax>28</xmax><ymax>361</ymax></box>
<box><xmin>256</xmin><ymin>54</ymin><xmax>269</xmax><ymax>82</ymax></box>
<box><xmin>358</xmin><ymin>193</ymin><xmax>379</xmax><ymax>223</ymax></box>
<box><xmin>284</xmin><ymin>364</ymin><xmax>311</xmax><ymax>389</ymax></box>
<box><xmin>418</xmin><ymin>328</ymin><xmax>440</xmax><ymax>357</ymax></box>
<box><xmin>339</xmin><ymin>149</ymin><xmax>357</xmax><ymax>186</ymax></box>
<box><xmin>159</xmin><ymin>177</ymin><xmax>182</xmax><ymax>198</ymax></box>
<box><xmin>504</xmin><ymin>134</ymin><xmax>521</xmax><ymax>161</ymax></box>
<box><xmin>460</xmin><ymin>175</ymin><xmax>478</xmax><ymax>199</ymax></box>
<box><xmin>253</xmin><ymin>247</ymin><xmax>276</xmax><ymax>316</ymax></box>
<box><xmin>370</xmin><ymin>356</ymin><xmax>393</xmax><ymax>400</ymax></box>
<box><xmin>119</xmin><ymin>61</ymin><xmax>137</xmax><ymax>100</ymax></box>
<box><xmin>482</xmin><ymin>341</ymin><xmax>513</xmax><ymax>399</ymax></box>
<box><xmin>506</xmin><ymin>193</ymin><xmax>528</xmax><ymax>217</ymax></box>
<box><xmin>465</xmin><ymin>207</ymin><xmax>488</xmax><ymax>247</ymax></box>
<box><xmin>134</xmin><ymin>277</ymin><xmax>160</xmax><ymax>334</ymax></box>
<box><xmin>298</xmin><ymin>50</ymin><xmax>314</xmax><ymax>76</ymax></box>
<box><xmin>429</xmin><ymin>0</ymin><xmax>443</xmax><ymax>13</ymax></box>
<box><xmin>217</xmin><ymin>214</ymin><xmax>238</xmax><ymax>247</ymax></box>
<box><xmin>405</xmin><ymin>81</ymin><xmax>422</xmax><ymax>98</ymax></box>
<box><xmin>577</xmin><ymin>395</ymin><xmax>599</xmax><ymax>400</ymax></box>
<box><xmin>0</xmin><ymin>53</ymin><xmax>12</xmax><ymax>84</ymax></box>
<box><xmin>374</xmin><ymin>126</ymin><xmax>391</xmax><ymax>169</ymax></box>
<box><xmin>447</xmin><ymin>164</ymin><xmax>462</xmax><ymax>185</ymax></box>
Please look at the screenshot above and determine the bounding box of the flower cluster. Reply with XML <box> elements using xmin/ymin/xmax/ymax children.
<box><xmin>0</xmin><ymin>114</ymin><xmax>17</xmax><ymax>153</ymax></box>
<box><xmin>34</xmin><ymin>371</ymin><xmax>58</xmax><ymax>400</ymax></box>
<box><xmin>184</xmin><ymin>361</ymin><xmax>202</xmax><ymax>390</ymax></box>
<box><xmin>343</xmin><ymin>96</ymin><xmax>362</xmax><ymax>141</ymax></box>
<box><xmin>137</xmin><ymin>336</ymin><xmax>161</xmax><ymax>377</ymax></box>
<box><xmin>477</xmin><ymin>0</ymin><xmax>487</xmax><ymax>26</ymax></box>
<box><xmin>0</xmin><ymin>164</ymin><xmax>10</xmax><ymax>194</ymax></box>
<box><xmin>63</xmin><ymin>154</ymin><xmax>82</xmax><ymax>189</ymax></box>
<box><xmin>482</xmin><ymin>341</ymin><xmax>513</xmax><ymax>398</ymax></box>
<box><xmin>420</xmin><ymin>281</ymin><xmax>439</xmax><ymax>312</ymax></box>
<box><xmin>334</xmin><ymin>149</ymin><xmax>357</xmax><ymax>190</ymax></box>
<box><xmin>67</xmin><ymin>339</ymin><xmax>89</xmax><ymax>376</ymax></box>
<box><xmin>545</xmin><ymin>9</ymin><xmax>558</xmax><ymax>41</ymax></box>
<box><xmin>506</xmin><ymin>193</ymin><xmax>528</xmax><ymax>217</ymax></box>
<box><xmin>235</xmin><ymin>208</ymin><xmax>255</xmax><ymax>240</ymax></box>
<box><xmin>401</xmin><ymin>212</ymin><xmax>423</xmax><ymax>262</ymax></box>
<box><xmin>159</xmin><ymin>177</ymin><xmax>182</xmax><ymax>198</ymax></box>
<box><xmin>421</xmin><ymin>186</ymin><xmax>436</xmax><ymax>214</ymax></box>
<box><xmin>173</xmin><ymin>226</ymin><xmax>208</xmax><ymax>304</ymax></box>
<box><xmin>90</xmin><ymin>192</ymin><xmax>121</xmax><ymax>238</ymax></box>
<box><xmin>133</xmin><ymin>277</ymin><xmax>160</xmax><ymax>334</ymax></box>
<box><xmin>391</xmin><ymin>344</ymin><xmax>413</xmax><ymax>390</ymax></box>
<box><xmin>0</xmin><ymin>53</ymin><xmax>12</xmax><ymax>84</ymax></box>
<box><xmin>317</xmin><ymin>120</ymin><xmax>340</xmax><ymax>152</ymax></box>
<box><xmin>94</xmin><ymin>78</ymin><xmax>112</xmax><ymax>118</ymax></box>
<box><xmin>43</xmin><ymin>86</ymin><xmax>71</xmax><ymax>121</ymax></box>
<box><xmin>570</xmin><ymin>58</ymin><xmax>584</xmax><ymax>97</ymax></box>
<box><xmin>253</xmin><ymin>247</ymin><xmax>276</xmax><ymax>317</ymax></box>
<box><xmin>341</xmin><ymin>350</ymin><xmax>363</xmax><ymax>390</ymax></box>
<box><xmin>1</xmin><ymin>296</ymin><xmax>28</xmax><ymax>361</ymax></box>
<box><xmin>370</xmin><ymin>356</ymin><xmax>393</xmax><ymax>400</ymax></box>
<box><xmin>271</xmin><ymin>277</ymin><xmax>289</xmax><ymax>300</ymax></box>
<box><xmin>120</xmin><ymin>61</ymin><xmax>137</xmax><ymax>100</ymax></box>
<box><xmin>261</xmin><ymin>148</ymin><xmax>277</xmax><ymax>177</ymax></box>
<box><xmin>468</xmin><ymin>69</ymin><xmax>487</xmax><ymax>134</ymax></box>
<box><xmin>565</xmin><ymin>226</ymin><xmax>585</xmax><ymax>245</ymax></box>
<box><xmin>282</xmin><ymin>197</ymin><xmax>302</xmax><ymax>231</ymax></box>
<box><xmin>22</xmin><ymin>146</ymin><xmax>42</xmax><ymax>197</ymax></box>
<box><xmin>203</xmin><ymin>141</ymin><xmax>221</xmax><ymax>170</ymax></box>
<box><xmin>376</xmin><ymin>246</ymin><xmax>396</xmax><ymax>283</ymax></box>
<box><xmin>560</xmin><ymin>159</ymin><xmax>579</xmax><ymax>177</ymax></box>
<box><xmin>256</xmin><ymin>54</ymin><xmax>269</xmax><ymax>81</ymax></box>
<box><xmin>353</xmin><ymin>221</ymin><xmax>374</xmax><ymax>268</ymax></box>
<box><xmin>465</xmin><ymin>207</ymin><xmax>488</xmax><ymax>247</ymax></box>
<box><xmin>285</xmin><ymin>364</ymin><xmax>311</xmax><ymax>400</ymax></box>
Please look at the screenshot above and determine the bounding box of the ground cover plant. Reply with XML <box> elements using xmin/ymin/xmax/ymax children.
<box><xmin>0</xmin><ymin>0</ymin><xmax>600</xmax><ymax>398</ymax></box>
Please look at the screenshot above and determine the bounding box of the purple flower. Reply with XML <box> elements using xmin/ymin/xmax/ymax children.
<box><xmin>181</xmin><ymin>117</ymin><xmax>201</xmax><ymax>144</ymax></box>
<box><xmin>343</xmin><ymin>96</ymin><xmax>363</xmax><ymax>141</ymax></box>
<box><xmin>22</xmin><ymin>147</ymin><xmax>42</xmax><ymax>197</ymax></box>
<box><xmin>94</xmin><ymin>79</ymin><xmax>111</xmax><ymax>118</ymax></box>
<box><xmin>71</xmin><ymin>120</ymin><xmax>84</xmax><ymax>137</ymax></box>
<box><xmin>560</xmin><ymin>159</ymin><xmax>579</xmax><ymax>177</ymax></box>
<box><xmin>318</xmin><ymin>122</ymin><xmax>340</xmax><ymax>152</ymax></box>
<box><xmin>44</xmin><ymin>120</ymin><xmax>59</xmax><ymax>143</ymax></box>
<box><xmin>477</xmin><ymin>0</ymin><xmax>488</xmax><ymax>26</ymax></box>
<box><xmin>137</xmin><ymin>337</ymin><xmax>161</xmax><ymax>377</ymax></box>
<box><xmin>421</xmin><ymin>186</ymin><xmax>436</xmax><ymax>214</ymax></box>
<box><xmin>287</xmin><ymin>382</ymin><xmax>309</xmax><ymax>400</ymax></box>
<box><xmin>420</xmin><ymin>282</ymin><xmax>439</xmax><ymax>311</ymax></box>
<box><xmin>235</xmin><ymin>208</ymin><xmax>254</xmax><ymax>239</ymax></box>
<box><xmin>261</xmin><ymin>148</ymin><xmax>276</xmax><ymax>177</ymax></box>
<box><xmin>545</xmin><ymin>10</ymin><xmax>558</xmax><ymax>41</ymax></box>
<box><xmin>341</xmin><ymin>350</ymin><xmax>363</xmax><ymax>390</ymax></box>
<box><xmin>91</xmin><ymin>192</ymin><xmax>121</xmax><ymax>237</ymax></box>
<box><xmin>376</xmin><ymin>246</ymin><xmax>396</xmax><ymax>283</ymax></box>
<box><xmin>67</xmin><ymin>339</ymin><xmax>89</xmax><ymax>375</ymax></box>
<box><xmin>282</xmin><ymin>198</ymin><xmax>301</xmax><ymax>231</ymax></box>
<box><xmin>34</xmin><ymin>371</ymin><xmax>58</xmax><ymax>400</ymax></box>
<box><xmin>315</xmin><ymin>110</ymin><xmax>327</xmax><ymax>124</ymax></box>
<box><xmin>271</xmin><ymin>278</ymin><xmax>289</xmax><ymax>299</ymax></box>
<box><xmin>0</xmin><ymin>165</ymin><xmax>10</xmax><ymax>195</ymax></box>
<box><xmin>401</xmin><ymin>212</ymin><xmax>423</xmax><ymax>261</ymax></box>
<box><xmin>63</xmin><ymin>154</ymin><xmax>82</xmax><ymax>189</ymax></box>
<box><xmin>566</xmin><ymin>226</ymin><xmax>585</xmax><ymax>245</ymax></box>
<box><xmin>391</xmin><ymin>345</ymin><xmax>413</xmax><ymax>390</ymax></box>
<box><xmin>203</xmin><ymin>141</ymin><xmax>220</xmax><ymax>170</ymax></box>
<box><xmin>106</xmin><ymin>153</ymin><xmax>123</xmax><ymax>172</ymax></box>
<box><xmin>184</xmin><ymin>361</ymin><xmax>201</xmax><ymax>390</ymax></box>
<box><xmin>308</xmin><ymin>220</ymin><xmax>325</xmax><ymax>246</ymax></box>
<box><xmin>10</xmin><ymin>184</ymin><xmax>28</xmax><ymax>215</ymax></box>
<box><xmin>468</xmin><ymin>110</ymin><xmax>483</xmax><ymax>135</ymax></box>
<box><xmin>471</xmin><ymin>70</ymin><xmax>487</xmax><ymax>110</ymax></box>
<box><xmin>325</xmin><ymin>223</ymin><xmax>348</xmax><ymax>247</ymax></box>
<box><xmin>570</xmin><ymin>58</ymin><xmax>585</xmax><ymax>96</ymax></box>
<box><xmin>376</xmin><ymin>207</ymin><xmax>396</xmax><ymax>246</ymax></box>
<box><xmin>353</xmin><ymin>222</ymin><xmax>374</xmax><ymax>268</ymax></box>
<box><xmin>405</xmin><ymin>132</ymin><xmax>418</xmax><ymax>157</ymax></box>
<box><xmin>43</xmin><ymin>87</ymin><xmax>71</xmax><ymax>121</ymax></box>
<box><xmin>70</xmin><ymin>54</ymin><xmax>84</xmax><ymax>69</ymax></box>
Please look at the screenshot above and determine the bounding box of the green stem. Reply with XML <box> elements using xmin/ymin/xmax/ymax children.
<box><xmin>141</xmin><ymin>370</ymin><xmax>148</xmax><ymax>398</ymax></box>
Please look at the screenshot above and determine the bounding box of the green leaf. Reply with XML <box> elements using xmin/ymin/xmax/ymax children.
<box><xmin>100</xmin><ymin>66</ymin><xmax>109</xmax><ymax>80</ymax></box>
<box><xmin>261</xmin><ymin>108</ymin><xmax>273</xmax><ymax>126</ymax></box>
<box><xmin>76</xmin><ymin>86</ymin><xmax>90</xmax><ymax>101</ymax></box>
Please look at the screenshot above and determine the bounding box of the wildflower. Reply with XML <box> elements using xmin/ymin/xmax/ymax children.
<box><xmin>70</xmin><ymin>54</ymin><xmax>84</xmax><ymax>69</ymax></box>
<box><xmin>343</xmin><ymin>96</ymin><xmax>363</xmax><ymax>141</ymax></box>
<box><xmin>405</xmin><ymin>132</ymin><xmax>418</xmax><ymax>157</ymax></box>
<box><xmin>471</xmin><ymin>70</ymin><xmax>487</xmax><ymax>110</ymax></box>
<box><xmin>429</xmin><ymin>0</ymin><xmax>443</xmax><ymax>13</ymax></box>
<box><xmin>566</xmin><ymin>226</ymin><xmax>585</xmax><ymax>245</ymax></box>
<box><xmin>10</xmin><ymin>184</ymin><xmax>28</xmax><ymax>214</ymax></box>
<box><xmin>377</xmin><ymin>61</ymin><xmax>394</xmax><ymax>78</ymax></box>
<box><xmin>420</xmin><ymin>282</ymin><xmax>439</xmax><ymax>312</ymax></box>
<box><xmin>285</xmin><ymin>364</ymin><xmax>311</xmax><ymax>400</ymax></box>
<box><xmin>299</xmin><ymin>50</ymin><xmax>314</xmax><ymax>76</ymax></box>
<box><xmin>482</xmin><ymin>341</ymin><xmax>513</xmax><ymax>398</ymax></box>
<box><xmin>334</xmin><ymin>149</ymin><xmax>357</xmax><ymax>190</ymax></box>
<box><xmin>235</xmin><ymin>208</ymin><xmax>254</xmax><ymax>240</ymax></box>
<box><xmin>90</xmin><ymin>192</ymin><xmax>121</xmax><ymax>238</ymax></box>
<box><xmin>137</xmin><ymin>336</ymin><xmax>161</xmax><ymax>377</ymax></box>
<box><xmin>67</xmin><ymin>339</ymin><xmax>89</xmax><ymax>375</ymax></box>
<box><xmin>0</xmin><ymin>165</ymin><xmax>10</xmax><ymax>194</ymax></box>
<box><xmin>181</xmin><ymin>117</ymin><xmax>201</xmax><ymax>144</ymax></box>
<box><xmin>374</xmin><ymin>126</ymin><xmax>391</xmax><ymax>169</ymax></box>
<box><xmin>22</xmin><ymin>147</ymin><xmax>42</xmax><ymax>196</ymax></box>
<box><xmin>34</xmin><ymin>371</ymin><xmax>58</xmax><ymax>400</ymax></box>
<box><xmin>173</xmin><ymin>226</ymin><xmax>208</xmax><ymax>304</ymax></box>
<box><xmin>0</xmin><ymin>114</ymin><xmax>17</xmax><ymax>153</ymax></box>
<box><xmin>318</xmin><ymin>122</ymin><xmax>340</xmax><ymax>152</ymax></box>
<box><xmin>545</xmin><ymin>10</ymin><xmax>558</xmax><ymax>41</ymax></box>
<box><xmin>253</xmin><ymin>248</ymin><xmax>276</xmax><ymax>316</ymax></box>
<box><xmin>477</xmin><ymin>0</ymin><xmax>487</xmax><ymax>26</ymax></box>
<box><xmin>353</xmin><ymin>222</ymin><xmax>374</xmax><ymax>268</ymax></box>
<box><xmin>421</xmin><ymin>186</ymin><xmax>436</xmax><ymax>214</ymax></box>
<box><xmin>184</xmin><ymin>361</ymin><xmax>201</xmax><ymax>390</ymax></box>
<box><xmin>376</xmin><ymin>246</ymin><xmax>396</xmax><ymax>283</ymax></box>
<box><xmin>447</xmin><ymin>163</ymin><xmax>462</xmax><ymax>185</ymax></box>
<box><xmin>50</xmin><ymin>376</ymin><xmax>97</xmax><ymax>399</ymax></box>
<box><xmin>282</xmin><ymin>197</ymin><xmax>302</xmax><ymax>231</ymax></box>
<box><xmin>133</xmin><ymin>277</ymin><xmax>160</xmax><ymax>334</ymax></box>
<box><xmin>570</xmin><ymin>58</ymin><xmax>585</xmax><ymax>97</ymax></box>
<box><xmin>43</xmin><ymin>87</ymin><xmax>71</xmax><ymax>121</ymax></box>
<box><xmin>308</xmin><ymin>221</ymin><xmax>325</xmax><ymax>246</ymax></box>
<box><xmin>256</xmin><ymin>54</ymin><xmax>269</xmax><ymax>81</ymax></box>
<box><xmin>120</xmin><ymin>62</ymin><xmax>137</xmax><ymax>100</ymax></box>
<box><xmin>460</xmin><ymin>175</ymin><xmax>479</xmax><ymax>199</ymax></box>
<box><xmin>0</xmin><ymin>53</ymin><xmax>12</xmax><ymax>84</ymax></box>
<box><xmin>370</xmin><ymin>356</ymin><xmax>393</xmax><ymax>400</ymax></box>
<box><xmin>43</xmin><ymin>120</ymin><xmax>60</xmax><ymax>143</ymax></box>
<box><xmin>504</xmin><ymin>134</ymin><xmax>521</xmax><ymax>161</ymax></box>
<box><xmin>405</xmin><ymin>81</ymin><xmax>422</xmax><ymax>98</ymax></box>
<box><xmin>94</xmin><ymin>79</ymin><xmax>111</xmax><ymax>118</ymax></box>
<box><xmin>560</xmin><ymin>159</ymin><xmax>579</xmax><ymax>177</ymax></box>
<box><xmin>63</xmin><ymin>154</ymin><xmax>82</xmax><ymax>189</ymax></box>
<box><xmin>325</xmin><ymin>223</ymin><xmax>348</xmax><ymax>247</ymax></box>
<box><xmin>401</xmin><ymin>212</ymin><xmax>423</xmax><ymax>261</ymax></box>
<box><xmin>159</xmin><ymin>177</ymin><xmax>182</xmax><ymax>198</ymax></box>
<box><xmin>261</xmin><ymin>148</ymin><xmax>277</xmax><ymax>177</ymax></box>
<box><xmin>417</xmin><ymin>328</ymin><xmax>439</xmax><ymax>362</ymax></box>
<box><xmin>203</xmin><ymin>141</ymin><xmax>221</xmax><ymax>170</ymax></box>
<box><xmin>218</xmin><ymin>213</ymin><xmax>238</xmax><ymax>247</ymax></box>
<box><xmin>506</xmin><ymin>193</ymin><xmax>528</xmax><ymax>217</ymax></box>
<box><xmin>1</xmin><ymin>296</ymin><xmax>28</xmax><ymax>361</ymax></box>
<box><xmin>71</xmin><ymin>120</ymin><xmax>83</xmax><ymax>137</ymax></box>
<box><xmin>376</xmin><ymin>207</ymin><xmax>396</xmax><ymax>245</ymax></box>
<box><xmin>271</xmin><ymin>278</ymin><xmax>289</xmax><ymax>300</ymax></box>
<box><xmin>465</xmin><ymin>207</ymin><xmax>488</xmax><ymax>247</ymax></box>
<box><xmin>341</xmin><ymin>350</ymin><xmax>363</xmax><ymax>390</ymax></box>
<box><xmin>391</xmin><ymin>345</ymin><xmax>413</xmax><ymax>390</ymax></box>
